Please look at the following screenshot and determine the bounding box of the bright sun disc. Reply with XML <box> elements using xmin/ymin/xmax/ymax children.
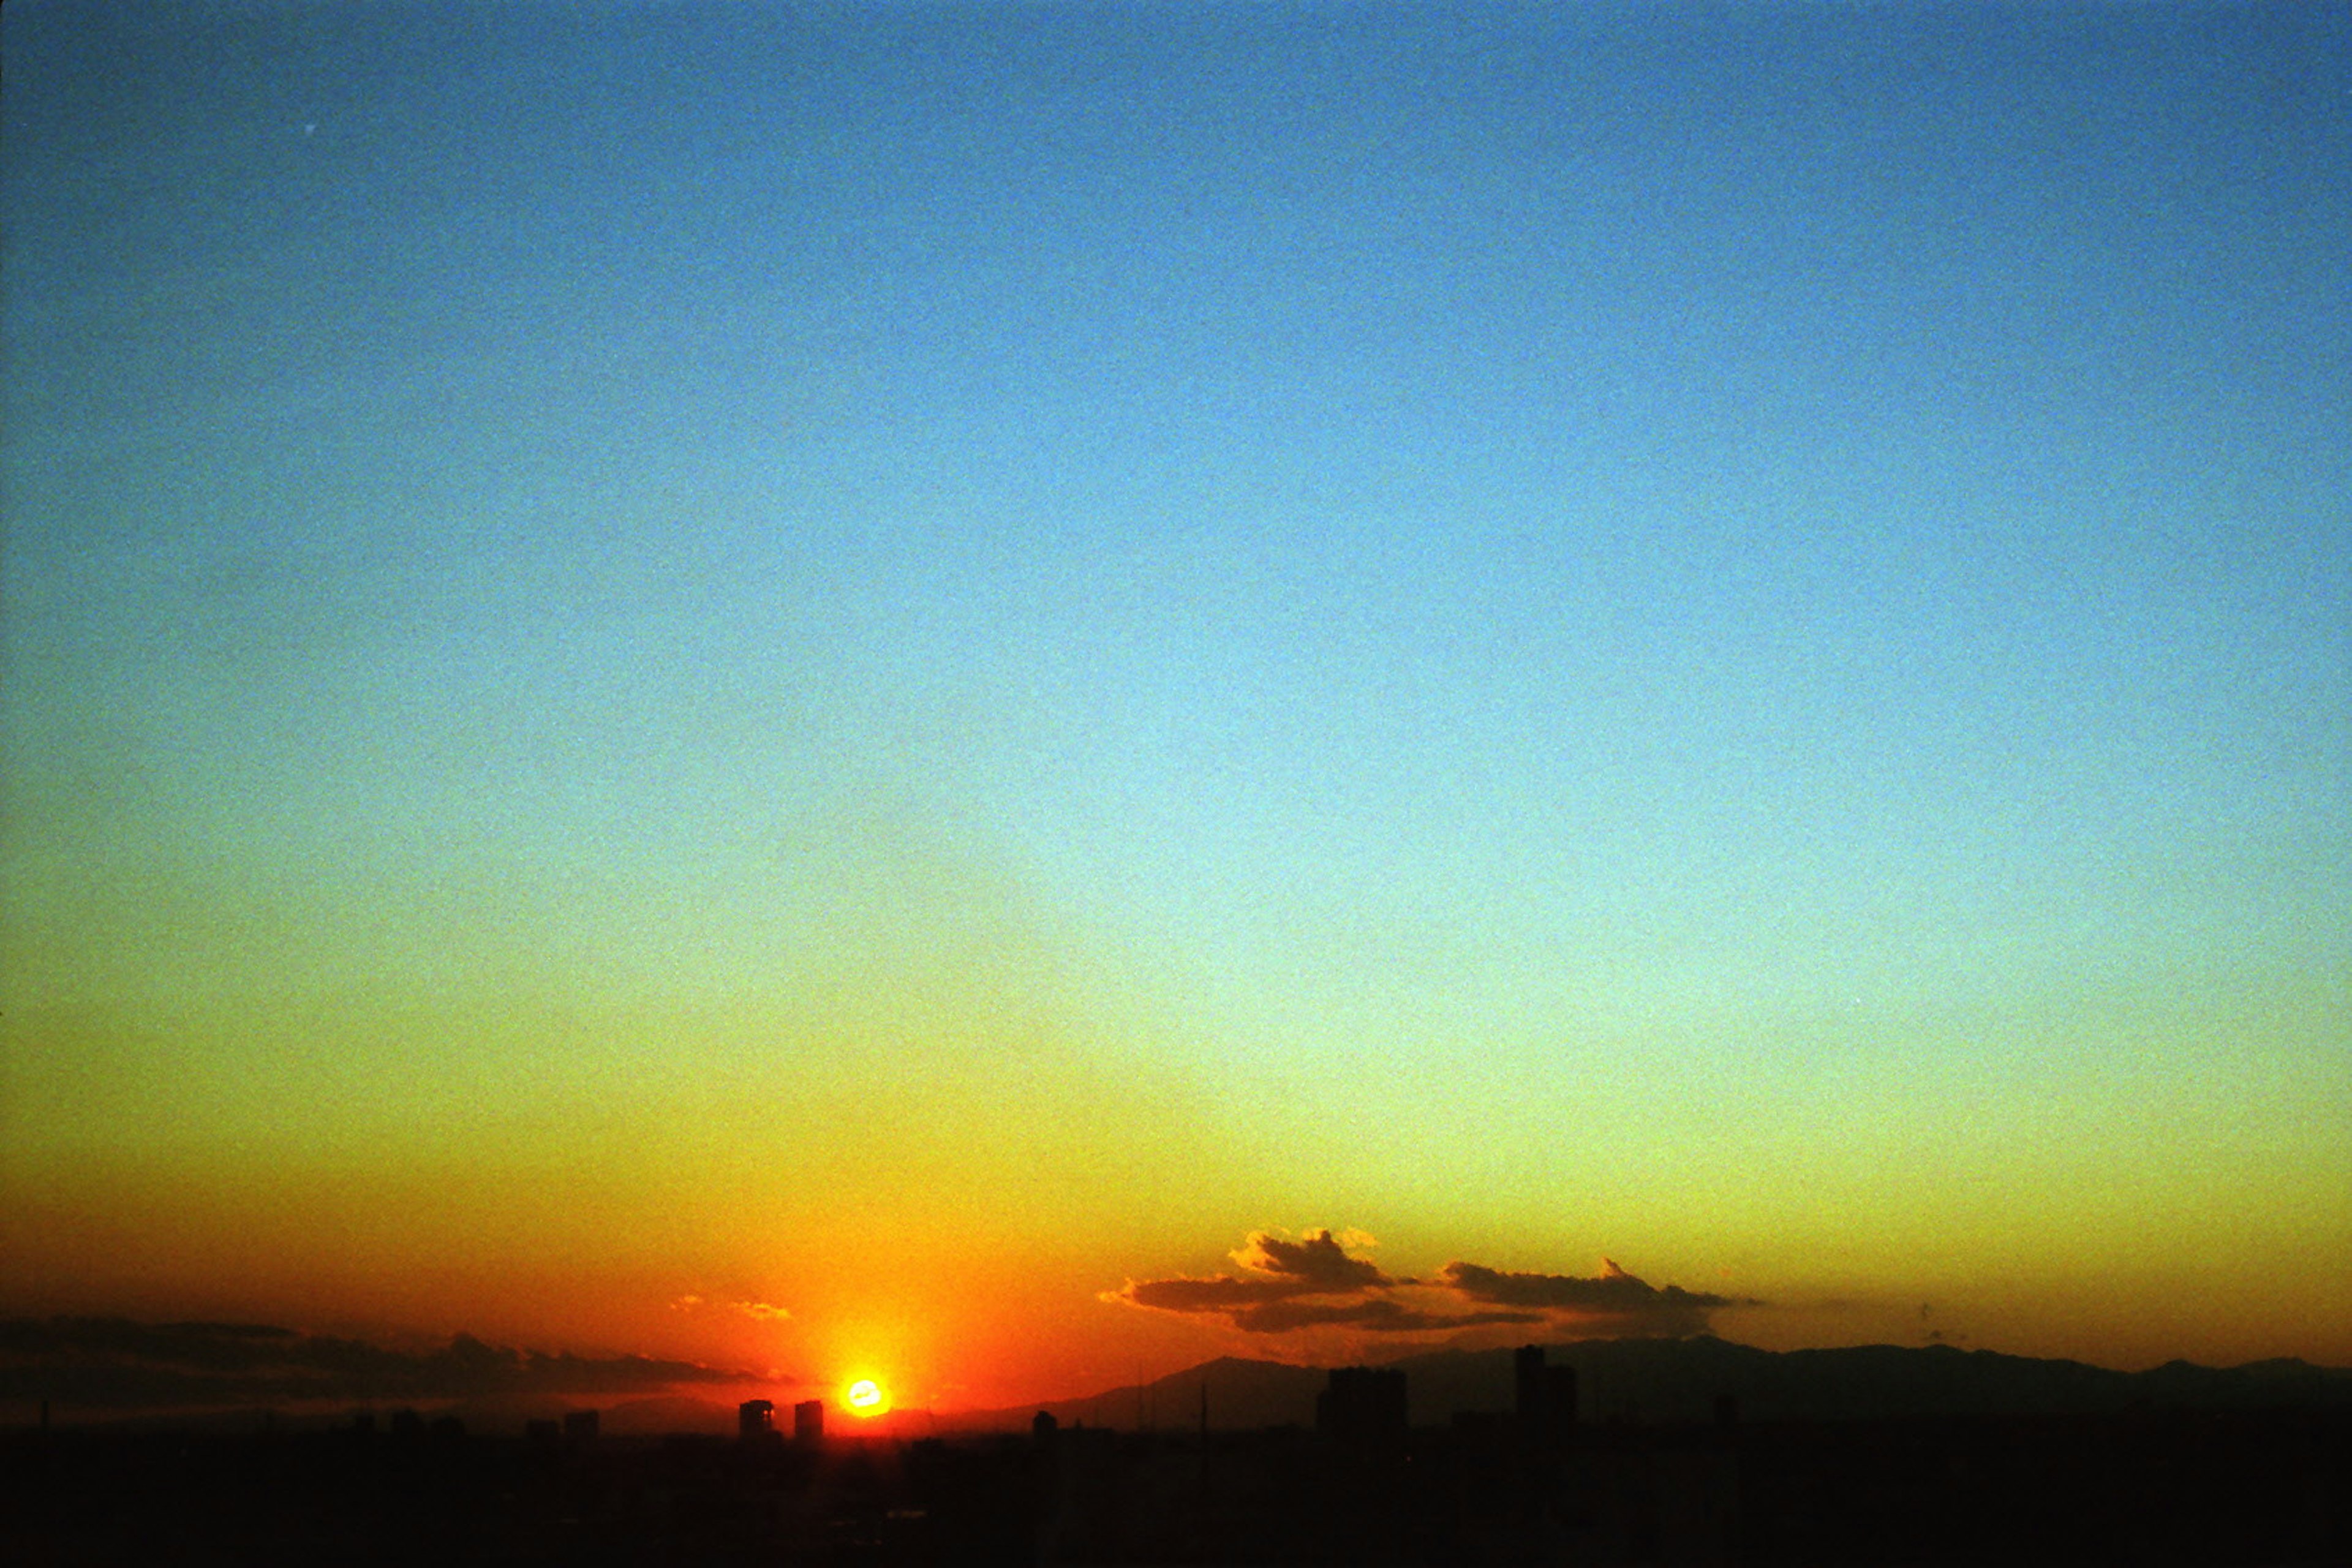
<box><xmin>845</xmin><ymin>1379</ymin><xmax>884</xmax><ymax>1414</ymax></box>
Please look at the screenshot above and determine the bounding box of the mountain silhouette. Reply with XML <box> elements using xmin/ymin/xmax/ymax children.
<box><xmin>954</xmin><ymin>1335</ymin><xmax>2352</xmax><ymax>1432</ymax></box>
<box><xmin>959</xmin><ymin>1355</ymin><xmax>1328</xmax><ymax>1432</ymax></box>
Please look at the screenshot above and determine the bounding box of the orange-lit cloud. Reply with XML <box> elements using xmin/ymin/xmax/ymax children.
<box><xmin>733</xmin><ymin>1300</ymin><xmax>793</xmax><ymax>1322</ymax></box>
<box><xmin>1231</xmin><ymin>1231</ymin><xmax>1390</xmax><ymax>1291</ymax></box>
<box><xmin>1109</xmin><ymin>1231</ymin><xmax>1759</xmax><ymax>1338</ymax></box>
<box><xmin>1115</xmin><ymin>1229</ymin><xmax>1395</xmax><ymax>1317</ymax></box>
<box><xmin>668</xmin><ymin>1295</ymin><xmax>793</xmax><ymax>1323</ymax></box>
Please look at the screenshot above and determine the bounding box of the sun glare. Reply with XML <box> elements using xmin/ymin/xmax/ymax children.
<box><xmin>845</xmin><ymin>1378</ymin><xmax>887</xmax><ymax>1416</ymax></box>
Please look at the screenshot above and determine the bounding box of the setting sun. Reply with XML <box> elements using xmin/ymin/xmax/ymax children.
<box><xmin>4</xmin><ymin>5</ymin><xmax>2348</xmax><ymax>1564</ymax></box>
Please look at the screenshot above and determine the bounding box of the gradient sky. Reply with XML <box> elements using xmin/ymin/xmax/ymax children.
<box><xmin>4</xmin><ymin>1</ymin><xmax>2347</xmax><ymax>1411</ymax></box>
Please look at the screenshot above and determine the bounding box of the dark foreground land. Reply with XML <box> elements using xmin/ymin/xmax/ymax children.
<box><xmin>4</xmin><ymin>1405</ymin><xmax>2345</xmax><ymax>1566</ymax></box>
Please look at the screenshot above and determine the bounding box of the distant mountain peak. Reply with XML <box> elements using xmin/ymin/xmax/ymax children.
<box><xmin>950</xmin><ymin>1337</ymin><xmax>2352</xmax><ymax>1434</ymax></box>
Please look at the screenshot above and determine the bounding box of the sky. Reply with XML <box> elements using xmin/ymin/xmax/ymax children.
<box><xmin>3</xmin><ymin>1</ymin><xmax>2347</xmax><ymax>1416</ymax></box>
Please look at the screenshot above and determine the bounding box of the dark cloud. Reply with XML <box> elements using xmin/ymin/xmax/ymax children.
<box><xmin>1111</xmin><ymin>1233</ymin><xmax>1759</xmax><ymax>1339</ymax></box>
<box><xmin>1440</xmin><ymin>1258</ymin><xmax>1754</xmax><ymax>1312</ymax></box>
<box><xmin>1234</xmin><ymin>1231</ymin><xmax>1390</xmax><ymax>1291</ymax></box>
<box><xmin>1109</xmin><ymin>1229</ymin><xmax>1394</xmax><ymax>1317</ymax></box>
<box><xmin>1123</xmin><ymin>1274</ymin><xmax>1318</xmax><ymax>1313</ymax></box>
<box><xmin>1234</xmin><ymin>1298</ymin><xmax>1544</xmax><ymax>1335</ymax></box>
<box><xmin>0</xmin><ymin>1318</ymin><xmax>757</xmax><ymax>1411</ymax></box>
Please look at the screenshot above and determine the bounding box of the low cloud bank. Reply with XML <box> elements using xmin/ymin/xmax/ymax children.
<box><xmin>0</xmin><ymin>1318</ymin><xmax>754</xmax><ymax>1410</ymax></box>
<box><xmin>1107</xmin><ymin>1231</ymin><xmax>1760</xmax><ymax>1339</ymax></box>
<box><xmin>1440</xmin><ymin>1259</ymin><xmax>1749</xmax><ymax>1336</ymax></box>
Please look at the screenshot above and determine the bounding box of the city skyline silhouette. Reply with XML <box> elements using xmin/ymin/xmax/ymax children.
<box><xmin>3</xmin><ymin>8</ymin><xmax>2344</xmax><ymax>1556</ymax></box>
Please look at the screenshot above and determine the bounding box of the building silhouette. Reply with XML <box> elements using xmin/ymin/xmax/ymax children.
<box><xmin>1514</xmin><ymin>1344</ymin><xmax>1578</xmax><ymax>1447</ymax></box>
<box><xmin>7</xmin><ymin>1388</ymin><xmax>2345</xmax><ymax>1562</ymax></box>
<box><xmin>794</xmin><ymin>1398</ymin><xmax>824</xmax><ymax>1444</ymax></box>
<box><xmin>738</xmin><ymin>1399</ymin><xmax>774</xmax><ymax>1440</ymax></box>
<box><xmin>1316</xmin><ymin>1366</ymin><xmax>1408</xmax><ymax>1444</ymax></box>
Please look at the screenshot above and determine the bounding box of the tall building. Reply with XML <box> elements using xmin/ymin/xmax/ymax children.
<box><xmin>1515</xmin><ymin>1344</ymin><xmax>1546</xmax><ymax>1420</ymax></box>
<box><xmin>794</xmin><ymin>1398</ymin><xmax>824</xmax><ymax>1444</ymax></box>
<box><xmin>1316</xmin><ymin>1365</ymin><xmax>1408</xmax><ymax>1443</ymax></box>
<box><xmin>1513</xmin><ymin>1345</ymin><xmax>1577</xmax><ymax>1447</ymax></box>
<box><xmin>739</xmin><ymin>1398</ymin><xmax>775</xmax><ymax>1439</ymax></box>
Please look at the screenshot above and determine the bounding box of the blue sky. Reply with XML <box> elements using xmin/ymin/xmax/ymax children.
<box><xmin>4</xmin><ymin>2</ymin><xmax>2348</xmax><ymax>1381</ymax></box>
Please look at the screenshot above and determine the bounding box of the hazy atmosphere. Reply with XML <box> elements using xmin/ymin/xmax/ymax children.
<box><xmin>4</xmin><ymin>1</ymin><xmax>2346</xmax><ymax>1422</ymax></box>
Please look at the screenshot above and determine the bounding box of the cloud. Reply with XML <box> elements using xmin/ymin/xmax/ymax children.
<box><xmin>0</xmin><ymin>1318</ymin><xmax>760</xmax><ymax>1411</ymax></box>
<box><xmin>733</xmin><ymin>1300</ymin><xmax>792</xmax><ymax>1322</ymax></box>
<box><xmin>1232</xmin><ymin>1231</ymin><xmax>1391</xmax><ymax>1291</ymax></box>
<box><xmin>1440</xmin><ymin>1258</ymin><xmax>1752</xmax><ymax>1311</ymax></box>
<box><xmin>1234</xmin><ymin>1298</ymin><xmax>1544</xmax><ymax>1335</ymax></box>
<box><xmin>1110</xmin><ymin>1232</ymin><xmax>1760</xmax><ymax>1340</ymax></box>
<box><xmin>667</xmin><ymin>1294</ymin><xmax>791</xmax><ymax>1322</ymax></box>
<box><xmin>1107</xmin><ymin>1229</ymin><xmax>1395</xmax><ymax>1317</ymax></box>
<box><xmin>1122</xmin><ymin>1274</ymin><xmax>1316</xmax><ymax>1313</ymax></box>
<box><xmin>1438</xmin><ymin>1258</ymin><xmax>1762</xmax><ymax>1336</ymax></box>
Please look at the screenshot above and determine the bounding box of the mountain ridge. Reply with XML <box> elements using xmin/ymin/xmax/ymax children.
<box><xmin>948</xmin><ymin>1336</ymin><xmax>2352</xmax><ymax>1433</ymax></box>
